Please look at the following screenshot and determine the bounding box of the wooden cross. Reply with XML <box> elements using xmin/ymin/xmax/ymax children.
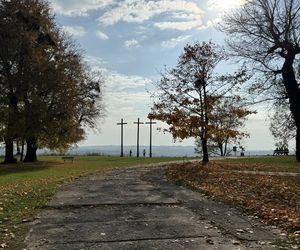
<box><xmin>117</xmin><ymin>118</ymin><xmax>127</xmax><ymax>157</ymax></box>
<box><xmin>134</xmin><ymin>118</ymin><xmax>144</xmax><ymax>157</ymax></box>
<box><xmin>145</xmin><ymin>119</ymin><xmax>157</xmax><ymax>158</ymax></box>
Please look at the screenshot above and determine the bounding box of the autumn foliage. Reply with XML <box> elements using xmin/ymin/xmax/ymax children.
<box><xmin>167</xmin><ymin>162</ymin><xmax>300</xmax><ymax>237</ymax></box>
<box><xmin>149</xmin><ymin>41</ymin><xmax>252</xmax><ymax>163</ymax></box>
<box><xmin>0</xmin><ymin>0</ymin><xmax>104</xmax><ymax>163</ymax></box>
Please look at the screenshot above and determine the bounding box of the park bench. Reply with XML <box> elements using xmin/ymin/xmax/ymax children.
<box><xmin>273</xmin><ymin>149</ymin><xmax>289</xmax><ymax>156</ymax></box>
<box><xmin>62</xmin><ymin>156</ymin><xmax>74</xmax><ymax>162</ymax></box>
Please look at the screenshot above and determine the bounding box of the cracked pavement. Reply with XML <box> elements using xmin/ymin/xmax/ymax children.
<box><xmin>24</xmin><ymin>164</ymin><xmax>283</xmax><ymax>249</ymax></box>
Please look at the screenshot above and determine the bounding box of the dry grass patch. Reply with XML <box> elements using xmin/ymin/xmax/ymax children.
<box><xmin>166</xmin><ymin>162</ymin><xmax>300</xmax><ymax>239</ymax></box>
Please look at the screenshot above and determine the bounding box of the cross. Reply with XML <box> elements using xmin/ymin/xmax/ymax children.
<box><xmin>134</xmin><ymin>118</ymin><xmax>144</xmax><ymax>157</ymax></box>
<box><xmin>145</xmin><ymin>119</ymin><xmax>157</xmax><ymax>158</ymax></box>
<box><xmin>117</xmin><ymin>118</ymin><xmax>127</xmax><ymax>157</ymax></box>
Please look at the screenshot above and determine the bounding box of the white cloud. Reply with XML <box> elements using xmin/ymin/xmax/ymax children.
<box><xmin>154</xmin><ymin>20</ymin><xmax>201</xmax><ymax>30</ymax></box>
<box><xmin>96</xmin><ymin>31</ymin><xmax>109</xmax><ymax>40</ymax></box>
<box><xmin>198</xmin><ymin>18</ymin><xmax>221</xmax><ymax>30</ymax></box>
<box><xmin>103</xmin><ymin>70</ymin><xmax>153</xmax><ymax>119</ymax></box>
<box><xmin>207</xmin><ymin>0</ymin><xmax>246</xmax><ymax>11</ymax></box>
<box><xmin>124</xmin><ymin>39</ymin><xmax>140</xmax><ymax>49</ymax></box>
<box><xmin>161</xmin><ymin>35</ymin><xmax>190</xmax><ymax>48</ymax></box>
<box><xmin>105</xmin><ymin>71</ymin><xmax>152</xmax><ymax>92</ymax></box>
<box><xmin>84</xmin><ymin>56</ymin><xmax>151</xmax><ymax>92</ymax></box>
<box><xmin>107</xmin><ymin>92</ymin><xmax>150</xmax><ymax>116</ymax></box>
<box><xmin>134</xmin><ymin>26</ymin><xmax>149</xmax><ymax>36</ymax></box>
<box><xmin>171</xmin><ymin>12</ymin><xmax>201</xmax><ymax>20</ymax></box>
<box><xmin>84</xmin><ymin>55</ymin><xmax>108</xmax><ymax>71</ymax></box>
<box><xmin>62</xmin><ymin>26</ymin><xmax>86</xmax><ymax>37</ymax></box>
<box><xmin>83</xmin><ymin>55</ymin><xmax>153</xmax><ymax>120</ymax></box>
<box><xmin>98</xmin><ymin>0</ymin><xmax>203</xmax><ymax>26</ymax></box>
<box><xmin>50</xmin><ymin>0</ymin><xmax>114</xmax><ymax>16</ymax></box>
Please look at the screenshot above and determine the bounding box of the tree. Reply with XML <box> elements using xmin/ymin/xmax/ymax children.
<box><xmin>21</xmin><ymin>36</ymin><xmax>103</xmax><ymax>162</ymax></box>
<box><xmin>270</xmin><ymin>99</ymin><xmax>296</xmax><ymax>148</ymax></box>
<box><xmin>149</xmin><ymin>41</ymin><xmax>251</xmax><ymax>164</ymax></box>
<box><xmin>0</xmin><ymin>0</ymin><xmax>104</xmax><ymax>163</ymax></box>
<box><xmin>195</xmin><ymin>98</ymin><xmax>251</xmax><ymax>157</ymax></box>
<box><xmin>0</xmin><ymin>0</ymin><xmax>37</xmax><ymax>163</ymax></box>
<box><xmin>221</xmin><ymin>0</ymin><xmax>300</xmax><ymax>161</ymax></box>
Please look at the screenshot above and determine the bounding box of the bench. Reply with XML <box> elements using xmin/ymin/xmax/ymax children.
<box><xmin>273</xmin><ymin>149</ymin><xmax>289</xmax><ymax>156</ymax></box>
<box><xmin>62</xmin><ymin>156</ymin><xmax>74</xmax><ymax>162</ymax></box>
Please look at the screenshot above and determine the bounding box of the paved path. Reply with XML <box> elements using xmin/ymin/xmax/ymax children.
<box><xmin>25</xmin><ymin>164</ymin><xmax>283</xmax><ymax>249</ymax></box>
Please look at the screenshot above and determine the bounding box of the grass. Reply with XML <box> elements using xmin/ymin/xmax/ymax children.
<box><xmin>166</xmin><ymin>156</ymin><xmax>300</xmax><ymax>245</ymax></box>
<box><xmin>2</xmin><ymin>155</ymin><xmax>298</xmax><ymax>249</ymax></box>
<box><xmin>212</xmin><ymin>155</ymin><xmax>300</xmax><ymax>172</ymax></box>
<box><xmin>0</xmin><ymin>155</ymin><xmax>182</xmax><ymax>249</ymax></box>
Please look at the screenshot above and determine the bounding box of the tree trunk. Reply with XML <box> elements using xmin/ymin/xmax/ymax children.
<box><xmin>224</xmin><ymin>138</ymin><xmax>229</xmax><ymax>156</ymax></box>
<box><xmin>201</xmin><ymin>136</ymin><xmax>209</xmax><ymax>164</ymax></box>
<box><xmin>296</xmin><ymin>129</ymin><xmax>300</xmax><ymax>161</ymax></box>
<box><xmin>23</xmin><ymin>137</ymin><xmax>38</xmax><ymax>162</ymax></box>
<box><xmin>16</xmin><ymin>140</ymin><xmax>21</xmax><ymax>156</ymax></box>
<box><xmin>20</xmin><ymin>140</ymin><xmax>25</xmax><ymax>162</ymax></box>
<box><xmin>3</xmin><ymin>94</ymin><xmax>18</xmax><ymax>164</ymax></box>
<box><xmin>282</xmin><ymin>54</ymin><xmax>300</xmax><ymax>162</ymax></box>
<box><xmin>218</xmin><ymin>142</ymin><xmax>224</xmax><ymax>157</ymax></box>
<box><xmin>3</xmin><ymin>139</ymin><xmax>17</xmax><ymax>164</ymax></box>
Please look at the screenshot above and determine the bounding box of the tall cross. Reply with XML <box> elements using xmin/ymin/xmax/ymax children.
<box><xmin>134</xmin><ymin>118</ymin><xmax>144</xmax><ymax>157</ymax></box>
<box><xmin>117</xmin><ymin>118</ymin><xmax>127</xmax><ymax>157</ymax></box>
<box><xmin>146</xmin><ymin>119</ymin><xmax>157</xmax><ymax>158</ymax></box>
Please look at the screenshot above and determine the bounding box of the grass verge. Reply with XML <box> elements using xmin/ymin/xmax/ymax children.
<box><xmin>213</xmin><ymin>155</ymin><xmax>300</xmax><ymax>172</ymax></box>
<box><xmin>166</xmin><ymin>157</ymin><xmax>300</xmax><ymax>243</ymax></box>
<box><xmin>0</xmin><ymin>155</ymin><xmax>182</xmax><ymax>249</ymax></box>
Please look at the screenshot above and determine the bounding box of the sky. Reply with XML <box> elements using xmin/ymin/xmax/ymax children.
<box><xmin>47</xmin><ymin>0</ymin><xmax>281</xmax><ymax>151</ymax></box>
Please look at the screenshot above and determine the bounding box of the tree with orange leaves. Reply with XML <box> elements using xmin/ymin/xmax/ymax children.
<box><xmin>149</xmin><ymin>41</ymin><xmax>252</xmax><ymax>164</ymax></box>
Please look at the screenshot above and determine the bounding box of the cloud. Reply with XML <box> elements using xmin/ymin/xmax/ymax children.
<box><xmin>50</xmin><ymin>0</ymin><xmax>114</xmax><ymax>16</ymax></box>
<box><xmin>103</xmin><ymin>70</ymin><xmax>153</xmax><ymax>118</ymax></box>
<box><xmin>62</xmin><ymin>26</ymin><xmax>86</xmax><ymax>37</ymax></box>
<box><xmin>207</xmin><ymin>0</ymin><xmax>246</xmax><ymax>11</ymax></box>
<box><xmin>198</xmin><ymin>17</ymin><xmax>221</xmax><ymax>30</ymax></box>
<box><xmin>84</xmin><ymin>55</ymin><xmax>108</xmax><ymax>71</ymax></box>
<box><xmin>154</xmin><ymin>20</ymin><xmax>201</xmax><ymax>30</ymax></box>
<box><xmin>96</xmin><ymin>31</ymin><xmax>109</xmax><ymax>40</ymax></box>
<box><xmin>83</xmin><ymin>55</ymin><xmax>153</xmax><ymax>119</ymax></box>
<box><xmin>161</xmin><ymin>35</ymin><xmax>190</xmax><ymax>48</ymax></box>
<box><xmin>105</xmin><ymin>71</ymin><xmax>151</xmax><ymax>92</ymax></box>
<box><xmin>84</xmin><ymin>56</ymin><xmax>151</xmax><ymax>92</ymax></box>
<box><xmin>134</xmin><ymin>26</ymin><xmax>149</xmax><ymax>36</ymax></box>
<box><xmin>98</xmin><ymin>0</ymin><xmax>203</xmax><ymax>26</ymax></box>
<box><xmin>124</xmin><ymin>39</ymin><xmax>140</xmax><ymax>49</ymax></box>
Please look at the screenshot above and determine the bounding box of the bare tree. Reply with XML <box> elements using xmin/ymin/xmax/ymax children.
<box><xmin>270</xmin><ymin>99</ymin><xmax>296</xmax><ymax>148</ymax></box>
<box><xmin>221</xmin><ymin>0</ymin><xmax>300</xmax><ymax>161</ymax></box>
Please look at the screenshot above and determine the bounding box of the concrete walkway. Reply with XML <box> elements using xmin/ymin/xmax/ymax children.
<box><xmin>25</xmin><ymin>165</ymin><xmax>283</xmax><ymax>249</ymax></box>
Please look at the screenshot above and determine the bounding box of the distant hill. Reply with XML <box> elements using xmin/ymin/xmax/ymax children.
<box><xmin>67</xmin><ymin>145</ymin><xmax>198</xmax><ymax>157</ymax></box>
<box><xmin>0</xmin><ymin>145</ymin><xmax>276</xmax><ymax>157</ymax></box>
<box><xmin>65</xmin><ymin>145</ymin><xmax>274</xmax><ymax>157</ymax></box>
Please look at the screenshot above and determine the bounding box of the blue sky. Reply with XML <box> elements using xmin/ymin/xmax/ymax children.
<box><xmin>48</xmin><ymin>0</ymin><xmax>280</xmax><ymax>151</ymax></box>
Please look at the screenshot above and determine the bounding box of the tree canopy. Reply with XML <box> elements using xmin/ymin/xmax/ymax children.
<box><xmin>221</xmin><ymin>0</ymin><xmax>300</xmax><ymax>161</ymax></box>
<box><xmin>0</xmin><ymin>0</ymin><xmax>104</xmax><ymax>163</ymax></box>
<box><xmin>149</xmin><ymin>41</ymin><xmax>252</xmax><ymax>163</ymax></box>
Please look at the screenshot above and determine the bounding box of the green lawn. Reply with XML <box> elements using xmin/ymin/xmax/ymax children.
<box><xmin>212</xmin><ymin>155</ymin><xmax>300</xmax><ymax>172</ymax></box>
<box><xmin>0</xmin><ymin>155</ymin><xmax>182</xmax><ymax>249</ymax></box>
